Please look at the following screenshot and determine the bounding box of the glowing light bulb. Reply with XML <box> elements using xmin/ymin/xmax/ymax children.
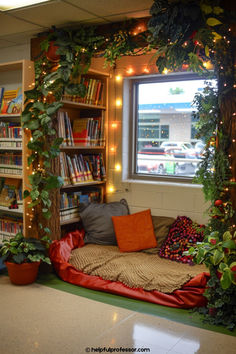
<box><xmin>115</xmin><ymin>75</ymin><xmax>122</xmax><ymax>82</ymax></box>
<box><xmin>203</xmin><ymin>61</ymin><xmax>213</xmax><ymax>70</ymax></box>
<box><xmin>110</xmin><ymin>146</ymin><xmax>116</xmax><ymax>153</ymax></box>
<box><xmin>126</xmin><ymin>67</ymin><xmax>134</xmax><ymax>75</ymax></box>
<box><xmin>115</xmin><ymin>99</ymin><xmax>122</xmax><ymax>107</ymax></box>
<box><xmin>115</xmin><ymin>163</ymin><xmax>121</xmax><ymax>171</ymax></box>
<box><xmin>143</xmin><ymin>67</ymin><xmax>150</xmax><ymax>73</ymax></box>
<box><xmin>163</xmin><ymin>68</ymin><xmax>169</xmax><ymax>75</ymax></box>
<box><xmin>108</xmin><ymin>186</ymin><xmax>115</xmax><ymax>193</ymax></box>
<box><xmin>111</xmin><ymin>122</ymin><xmax>118</xmax><ymax>128</ymax></box>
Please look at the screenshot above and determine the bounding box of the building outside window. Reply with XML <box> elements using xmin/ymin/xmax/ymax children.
<box><xmin>127</xmin><ymin>73</ymin><xmax>217</xmax><ymax>181</ymax></box>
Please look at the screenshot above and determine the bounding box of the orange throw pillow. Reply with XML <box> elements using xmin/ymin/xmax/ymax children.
<box><xmin>112</xmin><ymin>209</ymin><xmax>157</xmax><ymax>252</ymax></box>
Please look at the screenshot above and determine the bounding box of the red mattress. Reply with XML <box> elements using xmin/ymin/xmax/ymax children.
<box><xmin>49</xmin><ymin>230</ymin><xmax>210</xmax><ymax>309</ymax></box>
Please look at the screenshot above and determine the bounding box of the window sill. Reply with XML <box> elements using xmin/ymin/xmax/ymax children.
<box><xmin>122</xmin><ymin>178</ymin><xmax>203</xmax><ymax>189</ymax></box>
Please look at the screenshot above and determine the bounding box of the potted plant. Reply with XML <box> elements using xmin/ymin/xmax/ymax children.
<box><xmin>0</xmin><ymin>232</ymin><xmax>51</xmax><ymax>285</ymax></box>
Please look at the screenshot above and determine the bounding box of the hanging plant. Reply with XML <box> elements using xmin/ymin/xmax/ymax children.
<box><xmin>148</xmin><ymin>0</ymin><xmax>231</xmax><ymax>73</ymax></box>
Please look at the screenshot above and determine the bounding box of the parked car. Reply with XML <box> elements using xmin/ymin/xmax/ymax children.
<box><xmin>137</xmin><ymin>147</ymin><xmax>175</xmax><ymax>175</ymax></box>
<box><xmin>160</xmin><ymin>141</ymin><xmax>197</xmax><ymax>159</ymax></box>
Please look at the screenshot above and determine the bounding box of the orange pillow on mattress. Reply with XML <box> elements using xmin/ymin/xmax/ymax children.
<box><xmin>112</xmin><ymin>209</ymin><xmax>157</xmax><ymax>252</ymax></box>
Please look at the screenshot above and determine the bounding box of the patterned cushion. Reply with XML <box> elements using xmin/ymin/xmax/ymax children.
<box><xmin>159</xmin><ymin>216</ymin><xmax>205</xmax><ymax>264</ymax></box>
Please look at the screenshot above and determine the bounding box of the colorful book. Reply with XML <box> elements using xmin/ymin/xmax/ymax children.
<box><xmin>0</xmin><ymin>88</ymin><xmax>21</xmax><ymax>114</ymax></box>
<box><xmin>73</xmin><ymin>118</ymin><xmax>89</xmax><ymax>146</ymax></box>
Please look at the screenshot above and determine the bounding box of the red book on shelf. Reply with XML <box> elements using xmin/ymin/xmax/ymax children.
<box><xmin>72</xmin><ymin>118</ymin><xmax>89</xmax><ymax>146</ymax></box>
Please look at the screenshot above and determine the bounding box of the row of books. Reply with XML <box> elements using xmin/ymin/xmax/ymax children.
<box><xmin>73</xmin><ymin>117</ymin><xmax>105</xmax><ymax>146</ymax></box>
<box><xmin>60</xmin><ymin>207</ymin><xmax>80</xmax><ymax>222</ymax></box>
<box><xmin>0</xmin><ymin>216</ymin><xmax>23</xmax><ymax>235</ymax></box>
<box><xmin>60</xmin><ymin>189</ymin><xmax>102</xmax><ymax>210</ymax></box>
<box><xmin>60</xmin><ymin>189</ymin><xmax>102</xmax><ymax>222</ymax></box>
<box><xmin>60</xmin><ymin>152</ymin><xmax>106</xmax><ymax>186</ymax></box>
<box><xmin>63</xmin><ymin>77</ymin><xmax>104</xmax><ymax>106</ymax></box>
<box><xmin>58</xmin><ymin>111</ymin><xmax>105</xmax><ymax>147</ymax></box>
<box><xmin>0</xmin><ymin>87</ymin><xmax>22</xmax><ymax>114</ymax></box>
<box><xmin>0</xmin><ymin>152</ymin><xmax>22</xmax><ymax>166</ymax></box>
<box><xmin>0</xmin><ymin>167</ymin><xmax>22</xmax><ymax>175</ymax></box>
<box><xmin>0</xmin><ymin>141</ymin><xmax>22</xmax><ymax>149</ymax></box>
<box><xmin>0</xmin><ymin>122</ymin><xmax>22</xmax><ymax>139</ymax></box>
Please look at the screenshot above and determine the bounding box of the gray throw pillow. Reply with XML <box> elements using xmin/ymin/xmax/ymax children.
<box><xmin>80</xmin><ymin>199</ymin><xmax>130</xmax><ymax>245</ymax></box>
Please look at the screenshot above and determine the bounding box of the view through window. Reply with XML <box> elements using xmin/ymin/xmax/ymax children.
<box><xmin>134</xmin><ymin>75</ymin><xmax>216</xmax><ymax>179</ymax></box>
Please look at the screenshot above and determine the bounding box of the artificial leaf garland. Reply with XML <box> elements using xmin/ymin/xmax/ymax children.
<box><xmin>23</xmin><ymin>24</ymin><xmax>152</xmax><ymax>238</ymax></box>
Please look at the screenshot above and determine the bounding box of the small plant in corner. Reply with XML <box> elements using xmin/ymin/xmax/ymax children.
<box><xmin>0</xmin><ymin>233</ymin><xmax>51</xmax><ymax>265</ymax></box>
<box><xmin>0</xmin><ymin>233</ymin><xmax>51</xmax><ymax>285</ymax></box>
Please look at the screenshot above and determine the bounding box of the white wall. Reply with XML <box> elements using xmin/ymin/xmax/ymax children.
<box><xmin>106</xmin><ymin>54</ymin><xmax>210</xmax><ymax>224</ymax></box>
<box><xmin>0</xmin><ymin>44</ymin><xmax>30</xmax><ymax>64</ymax></box>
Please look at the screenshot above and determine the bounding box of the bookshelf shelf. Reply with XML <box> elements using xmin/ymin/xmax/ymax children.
<box><xmin>0</xmin><ymin>205</ymin><xmax>23</xmax><ymax>215</ymax></box>
<box><xmin>0</xmin><ymin>59</ymin><xmax>35</xmax><ymax>238</ymax></box>
<box><xmin>0</xmin><ymin>138</ymin><xmax>22</xmax><ymax>141</ymax></box>
<box><xmin>0</xmin><ymin>114</ymin><xmax>21</xmax><ymax>118</ymax></box>
<box><xmin>61</xmin><ymin>100</ymin><xmax>106</xmax><ymax>111</ymax></box>
<box><xmin>0</xmin><ymin>173</ymin><xmax>22</xmax><ymax>179</ymax></box>
<box><xmin>0</xmin><ymin>147</ymin><xmax>22</xmax><ymax>151</ymax></box>
<box><xmin>61</xmin><ymin>180</ymin><xmax>106</xmax><ymax>190</ymax></box>
<box><xmin>60</xmin><ymin>145</ymin><xmax>105</xmax><ymax>151</ymax></box>
<box><xmin>60</xmin><ymin>217</ymin><xmax>81</xmax><ymax>226</ymax></box>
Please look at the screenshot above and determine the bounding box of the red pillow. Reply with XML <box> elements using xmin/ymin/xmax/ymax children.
<box><xmin>112</xmin><ymin>209</ymin><xmax>157</xmax><ymax>252</ymax></box>
<box><xmin>159</xmin><ymin>216</ymin><xmax>205</xmax><ymax>264</ymax></box>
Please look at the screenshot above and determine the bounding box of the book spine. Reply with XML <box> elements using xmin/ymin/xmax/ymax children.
<box><xmin>66</xmin><ymin>155</ymin><xmax>76</xmax><ymax>184</ymax></box>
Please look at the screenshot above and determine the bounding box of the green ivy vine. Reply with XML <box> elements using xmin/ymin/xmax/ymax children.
<box><xmin>149</xmin><ymin>0</ymin><xmax>236</xmax><ymax>329</ymax></box>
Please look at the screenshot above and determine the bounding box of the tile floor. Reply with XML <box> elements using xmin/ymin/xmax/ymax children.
<box><xmin>0</xmin><ymin>276</ymin><xmax>235</xmax><ymax>354</ymax></box>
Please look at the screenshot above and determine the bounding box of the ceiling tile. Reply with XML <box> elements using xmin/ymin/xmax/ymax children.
<box><xmin>0</xmin><ymin>13</ymin><xmax>42</xmax><ymax>36</ymax></box>
<box><xmin>66</xmin><ymin>0</ymin><xmax>153</xmax><ymax>17</ymax></box>
<box><xmin>10</xmin><ymin>1</ymin><xmax>97</xmax><ymax>28</ymax></box>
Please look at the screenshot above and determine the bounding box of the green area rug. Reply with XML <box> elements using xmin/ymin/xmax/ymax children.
<box><xmin>36</xmin><ymin>271</ymin><xmax>236</xmax><ymax>337</ymax></box>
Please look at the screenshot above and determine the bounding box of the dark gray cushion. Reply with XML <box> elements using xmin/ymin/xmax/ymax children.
<box><xmin>80</xmin><ymin>199</ymin><xmax>130</xmax><ymax>245</ymax></box>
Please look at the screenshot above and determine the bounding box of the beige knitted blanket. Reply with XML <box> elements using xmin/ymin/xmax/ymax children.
<box><xmin>69</xmin><ymin>244</ymin><xmax>207</xmax><ymax>293</ymax></box>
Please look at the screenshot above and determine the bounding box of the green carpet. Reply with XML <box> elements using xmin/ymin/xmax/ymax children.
<box><xmin>36</xmin><ymin>271</ymin><xmax>236</xmax><ymax>337</ymax></box>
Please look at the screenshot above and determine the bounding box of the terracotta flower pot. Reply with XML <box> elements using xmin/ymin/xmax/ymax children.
<box><xmin>5</xmin><ymin>261</ymin><xmax>40</xmax><ymax>285</ymax></box>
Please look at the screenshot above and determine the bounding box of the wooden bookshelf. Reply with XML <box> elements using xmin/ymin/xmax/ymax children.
<box><xmin>0</xmin><ymin>60</ymin><xmax>35</xmax><ymax>238</ymax></box>
<box><xmin>53</xmin><ymin>69</ymin><xmax>108</xmax><ymax>236</ymax></box>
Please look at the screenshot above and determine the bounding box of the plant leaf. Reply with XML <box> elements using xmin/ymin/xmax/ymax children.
<box><xmin>206</xmin><ymin>17</ymin><xmax>222</xmax><ymax>26</ymax></box>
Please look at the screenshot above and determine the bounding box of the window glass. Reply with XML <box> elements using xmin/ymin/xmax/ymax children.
<box><xmin>134</xmin><ymin>75</ymin><xmax>216</xmax><ymax>179</ymax></box>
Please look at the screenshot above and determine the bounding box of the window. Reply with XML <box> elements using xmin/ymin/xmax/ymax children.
<box><xmin>126</xmin><ymin>73</ymin><xmax>216</xmax><ymax>182</ymax></box>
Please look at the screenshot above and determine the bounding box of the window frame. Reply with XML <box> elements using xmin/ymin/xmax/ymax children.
<box><xmin>125</xmin><ymin>71</ymin><xmax>211</xmax><ymax>184</ymax></box>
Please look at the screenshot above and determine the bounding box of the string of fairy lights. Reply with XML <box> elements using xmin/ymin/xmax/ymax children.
<box><xmin>22</xmin><ymin>18</ymin><xmax>235</xmax><ymax>231</ymax></box>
